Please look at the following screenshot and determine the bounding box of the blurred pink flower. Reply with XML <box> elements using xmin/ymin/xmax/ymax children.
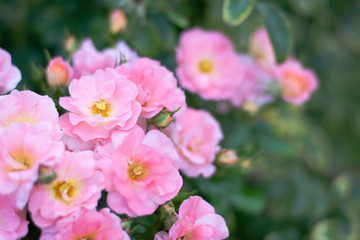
<box><xmin>0</xmin><ymin>90</ymin><xmax>61</xmax><ymax>140</ymax></box>
<box><xmin>0</xmin><ymin>194</ymin><xmax>28</xmax><ymax>240</ymax></box>
<box><xmin>155</xmin><ymin>196</ymin><xmax>229</xmax><ymax>240</ymax></box>
<box><xmin>0</xmin><ymin>48</ymin><xmax>21</xmax><ymax>94</ymax></box>
<box><xmin>29</xmin><ymin>151</ymin><xmax>104</xmax><ymax>229</ymax></box>
<box><xmin>116</xmin><ymin>58</ymin><xmax>186</xmax><ymax>118</ymax></box>
<box><xmin>168</xmin><ymin>108</ymin><xmax>223</xmax><ymax>178</ymax></box>
<box><xmin>97</xmin><ymin>126</ymin><xmax>182</xmax><ymax>217</ymax></box>
<box><xmin>72</xmin><ymin>39</ymin><xmax>138</xmax><ymax>80</ymax></box>
<box><xmin>249</xmin><ymin>27</ymin><xmax>276</xmax><ymax>71</ymax></box>
<box><xmin>274</xmin><ymin>58</ymin><xmax>319</xmax><ymax>105</ymax></box>
<box><xmin>46</xmin><ymin>57</ymin><xmax>73</xmax><ymax>87</ymax></box>
<box><xmin>42</xmin><ymin>208</ymin><xmax>130</xmax><ymax>240</ymax></box>
<box><xmin>0</xmin><ymin>123</ymin><xmax>64</xmax><ymax>208</ymax></box>
<box><xmin>110</xmin><ymin>9</ymin><xmax>127</xmax><ymax>34</ymax></box>
<box><xmin>59</xmin><ymin>68</ymin><xmax>141</xmax><ymax>141</ymax></box>
<box><xmin>176</xmin><ymin>28</ymin><xmax>243</xmax><ymax>100</ymax></box>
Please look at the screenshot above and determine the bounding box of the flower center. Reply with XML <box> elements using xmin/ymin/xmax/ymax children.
<box><xmin>52</xmin><ymin>180</ymin><xmax>76</xmax><ymax>202</ymax></box>
<box><xmin>10</xmin><ymin>154</ymin><xmax>32</xmax><ymax>171</ymax></box>
<box><xmin>182</xmin><ymin>232</ymin><xmax>193</xmax><ymax>240</ymax></box>
<box><xmin>282</xmin><ymin>71</ymin><xmax>309</xmax><ymax>97</ymax></box>
<box><xmin>76</xmin><ymin>236</ymin><xmax>94</xmax><ymax>240</ymax></box>
<box><xmin>128</xmin><ymin>162</ymin><xmax>147</xmax><ymax>181</ymax></box>
<box><xmin>198</xmin><ymin>60</ymin><xmax>214</xmax><ymax>74</ymax></box>
<box><xmin>91</xmin><ymin>99</ymin><xmax>111</xmax><ymax>117</ymax></box>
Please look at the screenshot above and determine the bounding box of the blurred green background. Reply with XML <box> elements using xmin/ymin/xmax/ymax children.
<box><xmin>1</xmin><ymin>0</ymin><xmax>360</xmax><ymax>239</ymax></box>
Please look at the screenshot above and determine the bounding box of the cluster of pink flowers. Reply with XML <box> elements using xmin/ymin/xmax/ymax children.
<box><xmin>0</xmin><ymin>39</ymin><xmax>229</xmax><ymax>239</ymax></box>
<box><xmin>176</xmin><ymin>27</ymin><xmax>319</xmax><ymax>107</ymax></box>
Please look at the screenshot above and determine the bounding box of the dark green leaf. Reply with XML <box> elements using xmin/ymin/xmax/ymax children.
<box><xmin>222</xmin><ymin>0</ymin><xmax>256</xmax><ymax>26</ymax></box>
<box><xmin>257</xmin><ymin>3</ymin><xmax>292</xmax><ymax>63</ymax></box>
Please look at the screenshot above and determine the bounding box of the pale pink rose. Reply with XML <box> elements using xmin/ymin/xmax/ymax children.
<box><xmin>46</xmin><ymin>57</ymin><xmax>73</xmax><ymax>87</ymax></box>
<box><xmin>230</xmin><ymin>54</ymin><xmax>275</xmax><ymax>108</ymax></box>
<box><xmin>110</xmin><ymin>9</ymin><xmax>127</xmax><ymax>34</ymax></box>
<box><xmin>0</xmin><ymin>194</ymin><xmax>28</xmax><ymax>240</ymax></box>
<box><xmin>41</xmin><ymin>208</ymin><xmax>130</xmax><ymax>240</ymax></box>
<box><xmin>168</xmin><ymin>108</ymin><xmax>223</xmax><ymax>178</ymax></box>
<box><xmin>0</xmin><ymin>48</ymin><xmax>21</xmax><ymax>94</ymax></box>
<box><xmin>155</xmin><ymin>196</ymin><xmax>229</xmax><ymax>240</ymax></box>
<box><xmin>0</xmin><ymin>90</ymin><xmax>61</xmax><ymax>139</ymax></box>
<box><xmin>96</xmin><ymin>126</ymin><xmax>182</xmax><ymax>217</ymax></box>
<box><xmin>59</xmin><ymin>68</ymin><xmax>141</xmax><ymax>141</ymax></box>
<box><xmin>176</xmin><ymin>28</ymin><xmax>243</xmax><ymax>100</ymax></box>
<box><xmin>29</xmin><ymin>151</ymin><xmax>104</xmax><ymax>229</ymax></box>
<box><xmin>72</xmin><ymin>39</ymin><xmax>138</xmax><ymax>80</ymax></box>
<box><xmin>116</xmin><ymin>58</ymin><xmax>186</xmax><ymax>118</ymax></box>
<box><xmin>273</xmin><ymin>58</ymin><xmax>318</xmax><ymax>105</ymax></box>
<box><xmin>0</xmin><ymin>123</ymin><xmax>64</xmax><ymax>208</ymax></box>
<box><xmin>249</xmin><ymin>27</ymin><xmax>276</xmax><ymax>71</ymax></box>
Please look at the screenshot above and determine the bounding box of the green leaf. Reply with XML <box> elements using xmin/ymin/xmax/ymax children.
<box><xmin>257</xmin><ymin>3</ymin><xmax>292</xmax><ymax>63</ymax></box>
<box><xmin>222</xmin><ymin>0</ymin><xmax>256</xmax><ymax>26</ymax></box>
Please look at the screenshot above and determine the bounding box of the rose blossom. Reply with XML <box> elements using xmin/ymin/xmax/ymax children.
<box><xmin>249</xmin><ymin>27</ymin><xmax>276</xmax><ymax>71</ymax></box>
<box><xmin>273</xmin><ymin>58</ymin><xmax>319</xmax><ymax>105</ymax></box>
<box><xmin>0</xmin><ymin>90</ymin><xmax>61</xmax><ymax>139</ymax></box>
<box><xmin>96</xmin><ymin>125</ymin><xmax>183</xmax><ymax>217</ymax></box>
<box><xmin>59</xmin><ymin>68</ymin><xmax>141</xmax><ymax>141</ymax></box>
<box><xmin>110</xmin><ymin>9</ymin><xmax>127</xmax><ymax>34</ymax></box>
<box><xmin>72</xmin><ymin>39</ymin><xmax>138</xmax><ymax>80</ymax></box>
<box><xmin>116</xmin><ymin>58</ymin><xmax>186</xmax><ymax>118</ymax></box>
<box><xmin>167</xmin><ymin>108</ymin><xmax>223</xmax><ymax>178</ymax></box>
<box><xmin>155</xmin><ymin>196</ymin><xmax>229</xmax><ymax>240</ymax></box>
<box><xmin>46</xmin><ymin>57</ymin><xmax>73</xmax><ymax>87</ymax></box>
<box><xmin>29</xmin><ymin>151</ymin><xmax>104</xmax><ymax>229</ymax></box>
<box><xmin>176</xmin><ymin>28</ymin><xmax>243</xmax><ymax>100</ymax></box>
<box><xmin>41</xmin><ymin>208</ymin><xmax>130</xmax><ymax>240</ymax></box>
<box><xmin>0</xmin><ymin>194</ymin><xmax>28</xmax><ymax>240</ymax></box>
<box><xmin>0</xmin><ymin>47</ymin><xmax>21</xmax><ymax>94</ymax></box>
<box><xmin>0</xmin><ymin>123</ymin><xmax>64</xmax><ymax>208</ymax></box>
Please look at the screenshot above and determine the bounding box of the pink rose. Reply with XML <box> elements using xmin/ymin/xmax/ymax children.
<box><xmin>274</xmin><ymin>58</ymin><xmax>318</xmax><ymax>105</ymax></box>
<box><xmin>46</xmin><ymin>57</ymin><xmax>73</xmax><ymax>87</ymax></box>
<box><xmin>168</xmin><ymin>108</ymin><xmax>223</xmax><ymax>178</ymax></box>
<box><xmin>59</xmin><ymin>68</ymin><xmax>141</xmax><ymax>141</ymax></box>
<box><xmin>0</xmin><ymin>194</ymin><xmax>28</xmax><ymax>240</ymax></box>
<box><xmin>29</xmin><ymin>151</ymin><xmax>104</xmax><ymax>229</ymax></box>
<box><xmin>41</xmin><ymin>208</ymin><xmax>130</xmax><ymax>240</ymax></box>
<box><xmin>176</xmin><ymin>28</ymin><xmax>243</xmax><ymax>100</ymax></box>
<box><xmin>0</xmin><ymin>123</ymin><xmax>64</xmax><ymax>208</ymax></box>
<box><xmin>155</xmin><ymin>196</ymin><xmax>229</xmax><ymax>240</ymax></box>
<box><xmin>249</xmin><ymin>27</ymin><xmax>276</xmax><ymax>71</ymax></box>
<box><xmin>97</xmin><ymin>126</ymin><xmax>183</xmax><ymax>217</ymax></box>
<box><xmin>0</xmin><ymin>48</ymin><xmax>21</xmax><ymax>94</ymax></box>
<box><xmin>116</xmin><ymin>58</ymin><xmax>186</xmax><ymax>118</ymax></box>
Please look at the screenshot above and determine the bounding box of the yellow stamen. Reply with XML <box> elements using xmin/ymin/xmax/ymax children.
<box><xmin>91</xmin><ymin>99</ymin><xmax>111</xmax><ymax>117</ymax></box>
<box><xmin>52</xmin><ymin>180</ymin><xmax>76</xmax><ymax>202</ymax></box>
<box><xmin>198</xmin><ymin>60</ymin><xmax>214</xmax><ymax>74</ymax></box>
<box><xmin>128</xmin><ymin>162</ymin><xmax>147</xmax><ymax>181</ymax></box>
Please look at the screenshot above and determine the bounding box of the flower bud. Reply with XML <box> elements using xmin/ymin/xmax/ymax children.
<box><xmin>46</xmin><ymin>57</ymin><xmax>73</xmax><ymax>87</ymax></box>
<box><xmin>216</xmin><ymin>149</ymin><xmax>238</xmax><ymax>165</ymax></box>
<box><xmin>152</xmin><ymin>107</ymin><xmax>181</xmax><ymax>129</ymax></box>
<box><xmin>109</xmin><ymin>9</ymin><xmax>127</xmax><ymax>34</ymax></box>
<box><xmin>64</xmin><ymin>36</ymin><xmax>77</xmax><ymax>54</ymax></box>
<box><xmin>36</xmin><ymin>165</ymin><xmax>56</xmax><ymax>185</ymax></box>
<box><xmin>158</xmin><ymin>202</ymin><xmax>177</xmax><ymax>231</ymax></box>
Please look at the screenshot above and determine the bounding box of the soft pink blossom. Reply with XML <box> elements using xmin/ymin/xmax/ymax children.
<box><xmin>0</xmin><ymin>90</ymin><xmax>61</xmax><ymax>139</ymax></box>
<box><xmin>155</xmin><ymin>196</ymin><xmax>229</xmax><ymax>240</ymax></box>
<box><xmin>29</xmin><ymin>151</ymin><xmax>104</xmax><ymax>229</ymax></box>
<box><xmin>230</xmin><ymin>54</ymin><xmax>275</xmax><ymax>108</ymax></box>
<box><xmin>176</xmin><ymin>28</ymin><xmax>243</xmax><ymax>100</ymax></box>
<box><xmin>46</xmin><ymin>57</ymin><xmax>73</xmax><ymax>87</ymax></box>
<box><xmin>59</xmin><ymin>68</ymin><xmax>141</xmax><ymax>141</ymax></box>
<box><xmin>41</xmin><ymin>208</ymin><xmax>130</xmax><ymax>240</ymax></box>
<box><xmin>273</xmin><ymin>58</ymin><xmax>319</xmax><ymax>105</ymax></box>
<box><xmin>0</xmin><ymin>123</ymin><xmax>64</xmax><ymax>208</ymax></box>
<box><xmin>249</xmin><ymin>27</ymin><xmax>276</xmax><ymax>71</ymax></box>
<box><xmin>97</xmin><ymin>126</ymin><xmax>182</xmax><ymax>217</ymax></box>
<box><xmin>116</xmin><ymin>58</ymin><xmax>186</xmax><ymax>118</ymax></box>
<box><xmin>0</xmin><ymin>194</ymin><xmax>28</xmax><ymax>240</ymax></box>
<box><xmin>0</xmin><ymin>48</ymin><xmax>21</xmax><ymax>94</ymax></box>
<box><xmin>168</xmin><ymin>108</ymin><xmax>223</xmax><ymax>178</ymax></box>
<box><xmin>110</xmin><ymin>9</ymin><xmax>127</xmax><ymax>34</ymax></box>
<box><xmin>72</xmin><ymin>39</ymin><xmax>138</xmax><ymax>80</ymax></box>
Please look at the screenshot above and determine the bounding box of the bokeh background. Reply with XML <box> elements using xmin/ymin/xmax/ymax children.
<box><xmin>1</xmin><ymin>0</ymin><xmax>360</xmax><ymax>239</ymax></box>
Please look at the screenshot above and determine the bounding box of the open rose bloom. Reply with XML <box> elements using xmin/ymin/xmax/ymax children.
<box><xmin>97</xmin><ymin>126</ymin><xmax>183</xmax><ymax>217</ymax></box>
<box><xmin>0</xmin><ymin>48</ymin><xmax>21</xmax><ymax>95</ymax></box>
<box><xmin>155</xmin><ymin>196</ymin><xmax>229</xmax><ymax>240</ymax></box>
